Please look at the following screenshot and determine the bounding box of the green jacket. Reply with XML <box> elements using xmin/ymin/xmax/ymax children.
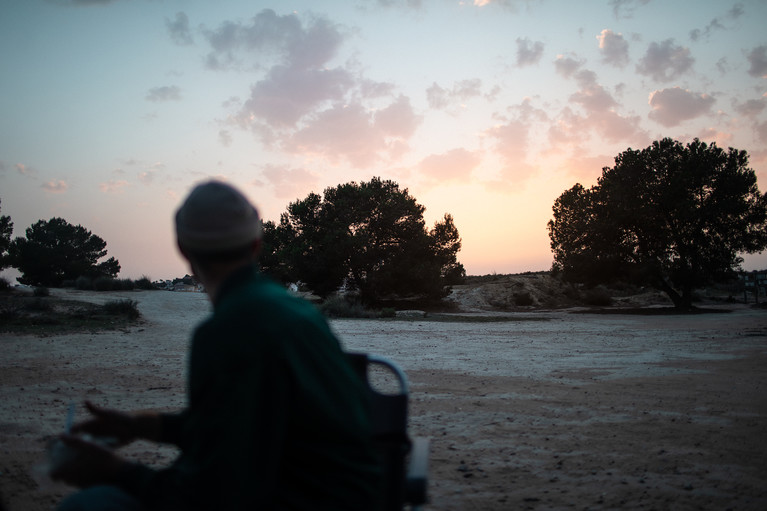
<box><xmin>119</xmin><ymin>264</ymin><xmax>381</xmax><ymax>510</ymax></box>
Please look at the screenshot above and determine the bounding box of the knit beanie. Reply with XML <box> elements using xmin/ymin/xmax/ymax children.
<box><xmin>175</xmin><ymin>181</ymin><xmax>263</xmax><ymax>253</ymax></box>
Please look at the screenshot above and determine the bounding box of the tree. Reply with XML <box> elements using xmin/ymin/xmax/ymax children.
<box><xmin>548</xmin><ymin>138</ymin><xmax>767</xmax><ymax>309</ymax></box>
<box><xmin>0</xmin><ymin>199</ymin><xmax>12</xmax><ymax>271</ymax></box>
<box><xmin>262</xmin><ymin>177</ymin><xmax>465</xmax><ymax>303</ymax></box>
<box><xmin>9</xmin><ymin>217</ymin><xmax>121</xmax><ymax>287</ymax></box>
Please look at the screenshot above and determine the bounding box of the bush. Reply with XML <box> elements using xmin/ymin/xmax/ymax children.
<box><xmin>75</xmin><ymin>276</ymin><xmax>93</xmax><ymax>290</ymax></box>
<box><xmin>93</xmin><ymin>277</ymin><xmax>117</xmax><ymax>291</ymax></box>
<box><xmin>379</xmin><ymin>307</ymin><xmax>396</xmax><ymax>318</ymax></box>
<box><xmin>319</xmin><ymin>295</ymin><xmax>376</xmax><ymax>318</ymax></box>
<box><xmin>119</xmin><ymin>279</ymin><xmax>135</xmax><ymax>291</ymax></box>
<box><xmin>24</xmin><ymin>298</ymin><xmax>52</xmax><ymax>312</ymax></box>
<box><xmin>513</xmin><ymin>291</ymin><xmax>535</xmax><ymax>306</ymax></box>
<box><xmin>0</xmin><ymin>278</ymin><xmax>11</xmax><ymax>292</ymax></box>
<box><xmin>135</xmin><ymin>276</ymin><xmax>155</xmax><ymax>290</ymax></box>
<box><xmin>583</xmin><ymin>286</ymin><xmax>613</xmax><ymax>306</ymax></box>
<box><xmin>33</xmin><ymin>286</ymin><xmax>50</xmax><ymax>297</ymax></box>
<box><xmin>102</xmin><ymin>299</ymin><xmax>140</xmax><ymax>320</ymax></box>
<box><xmin>61</xmin><ymin>279</ymin><xmax>76</xmax><ymax>288</ymax></box>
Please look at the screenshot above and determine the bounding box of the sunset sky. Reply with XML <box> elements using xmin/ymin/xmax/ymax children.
<box><xmin>2</xmin><ymin>0</ymin><xmax>767</xmax><ymax>281</ymax></box>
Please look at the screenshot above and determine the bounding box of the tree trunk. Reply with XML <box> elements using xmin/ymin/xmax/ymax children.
<box><xmin>657</xmin><ymin>278</ymin><xmax>685</xmax><ymax>309</ymax></box>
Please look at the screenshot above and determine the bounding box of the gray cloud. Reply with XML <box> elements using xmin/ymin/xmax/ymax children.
<box><xmin>746</xmin><ymin>45</ymin><xmax>767</xmax><ymax>78</ymax></box>
<box><xmin>689</xmin><ymin>3</ymin><xmax>744</xmax><ymax>41</ymax></box>
<box><xmin>146</xmin><ymin>86</ymin><xmax>181</xmax><ymax>102</ymax></box>
<box><xmin>597</xmin><ymin>29</ymin><xmax>629</xmax><ymax>67</ymax></box>
<box><xmin>648</xmin><ymin>87</ymin><xmax>715</xmax><ymax>127</ymax></box>
<box><xmin>554</xmin><ymin>54</ymin><xmax>584</xmax><ymax>78</ymax></box>
<box><xmin>734</xmin><ymin>98</ymin><xmax>767</xmax><ymax>118</ymax></box>
<box><xmin>636</xmin><ymin>39</ymin><xmax>694</xmax><ymax>82</ymax></box>
<box><xmin>609</xmin><ymin>0</ymin><xmax>650</xmax><ymax>19</ymax></box>
<box><xmin>426</xmin><ymin>79</ymin><xmax>483</xmax><ymax>110</ymax></box>
<box><xmin>166</xmin><ymin>12</ymin><xmax>193</xmax><ymax>46</ymax></box>
<box><xmin>516</xmin><ymin>37</ymin><xmax>544</xmax><ymax>67</ymax></box>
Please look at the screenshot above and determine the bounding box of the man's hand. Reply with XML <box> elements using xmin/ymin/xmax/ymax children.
<box><xmin>49</xmin><ymin>435</ymin><xmax>127</xmax><ymax>488</ymax></box>
<box><xmin>71</xmin><ymin>401</ymin><xmax>161</xmax><ymax>446</ymax></box>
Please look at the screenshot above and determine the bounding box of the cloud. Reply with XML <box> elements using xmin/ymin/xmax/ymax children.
<box><xmin>597</xmin><ymin>29</ymin><xmax>629</xmax><ymax>67</ymax></box>
<box><xmin>636</xmin><ymin>39</ymin><xmax>694</xmax><ymax>82</ymax></box>
<box><xmin>49</xmin><ymin>0</ymin><xmax>117</xmax><ymax>6</ymax></box>
<box><xmin>746</xmin><ymin>45</ymin><xmax>767</xmax><ymax>78</ymax></box>
<box><xmin>259</xmin><ymin>164</ymin><xmax>319</xmax><ymax>199</ymax></box>
<box><xmin>146</xmin><ymin>86</ymin><xmax>181</xmax><ymax>102</ymax></box>
<box><xmin>648</xmin><ymin>87</ymin><xmax>715</xmax><ymax>127</ymax></box>
<box><xmin>483</xmin><ymin>98</ymin><xmax>549</xmax><ymax>183</ymax></box>
<box><xmin>42</xmin><ymin>180</ymin><xmax>68</xmax><ymax>193</ymax></box>
<box><xmin>15</xmin><ymin>163</ymin><xmax>36</xmax><ymax>176</ymax></box>
<box><xmin>417</xmin><ymin>148</ymin><xmax>481</xmax><ymax>182</ymax></box>
<box><xmin>570</xmin><ymin>70</ymin><xmax>618</xmax><ymax>112</ymax></box>
<box><xmin>515</xmin><ymin>37</ymin><xmax>544</xmax><ymax>67</ymax></box>
<box><xmin>426</xmin><ymin>79</ymin><xmax>483</xmax><ymax>110</ymax></box>
<box><xmin>689</xmin><ymin>3</ymin><xmax>744</xmax><ymax>41</ymax></box>
<box><xmin>609</xmin><ymin>0</ymin><xmax>650</xmax><ymax>19</ymax></box>
<box><xmin>203</xmin><ymin>9</ymin><xmax>343</xmax><ymax>71</ymax></box>
<box><xmin>554</xmin><ymin>54</ymin><xmax>584</xmax><ymax>78</ymax></box>
<box><xmin>99</xmin><ymin>179</ymin><xmax>129</xmax><ymax>193</ymax></box>
<box><xmin>239</xmin><ymin>66</ymin><xmax>353</xmax><ymax>128</ymax></box>
<box><xmin>285</xmin><ymin>96</ymin><xmax>422</xmax><ymax>167</ymax></box>
<box><xmin>166</xmin><ymin>12</ymin><xmax>193</xmax><ymax>45</ymax></box>
<box><xmin>756</xmin><ymin>120</ymin><xmax>767</xmax><ymax>144</ymax></box>
<box><xmin>218</xmin><ymin>130</ymin><xmax>233</xmax><ymax>147</ymax></box>
<box><xmin>734</xmin><ymin>97</ymin><xmax>767</xmax><ymax>118</ymax></box>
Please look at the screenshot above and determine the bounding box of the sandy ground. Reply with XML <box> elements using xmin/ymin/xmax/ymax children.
<box><xmin>1</xmin><ymin>288</ymin><xmax>766</xmax><ymax>510</ymax></box>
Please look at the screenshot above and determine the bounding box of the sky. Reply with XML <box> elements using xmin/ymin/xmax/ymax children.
<box><xmin>1</xmin><ymin>0</ymin><xmax>767</xmax><ymax>281</ymax></box>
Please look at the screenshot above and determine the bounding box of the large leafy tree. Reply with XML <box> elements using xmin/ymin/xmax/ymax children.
<box><xmin>9</xmin><ymin>217</ymin><xmax>121</xmax><ymax>286</ymax></box>
<box><xmin>0</xmin><ymin>199</ymin><xmax>12</xmax><ymax>271</ymax></box>
<box><xmin>548</xmin><ymin>138</ymin><xmax>767</xmax><ymax>309</ymax></box>
<box><xmin>262</xmin><ymin>177</ymin><xmax>465</xmax><ymax>303</ymax></box>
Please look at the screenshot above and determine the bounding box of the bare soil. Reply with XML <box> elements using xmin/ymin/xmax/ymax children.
<box><xmin>0</xmin><ymin>283</ymin><xmax>765</xmax><ymax>510</ymax></box>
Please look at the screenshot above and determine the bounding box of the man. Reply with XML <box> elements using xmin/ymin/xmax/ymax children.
<box><xmin>53</xmin><ymin>181</ymin><xmax>382</xmax><ymax>510</ymax></box>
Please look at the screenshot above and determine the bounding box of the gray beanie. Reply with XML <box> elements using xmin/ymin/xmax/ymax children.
<box><xmin>175</xmin><ymin>181</ymin><xmax>263</xmax><ymax>253</ymax></box>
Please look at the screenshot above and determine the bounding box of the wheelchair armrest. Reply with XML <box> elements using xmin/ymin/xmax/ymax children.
<box><xmin>405</xmin><ymin>436</ymin><xmax>429</xmax><ymax>506</ymax></box>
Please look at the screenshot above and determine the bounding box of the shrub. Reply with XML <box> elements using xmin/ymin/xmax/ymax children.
<box><xmin>75</xmin><ymin>276</ymin><xmax>93</xmax><ymax>290</ymax></box>
<box><xmin>33</xmin><ymin>286</ymin><xmax>50</xmax><ymax>297</ymax></box>
<box><xmin>583</xmin><ymin>286</ymin><xmax>613</xmax><ymax>306</ymax></box>
<box><xmin>102</xmin><ymin>299</ymin><xmax>140</xmax><ymax>320</ymax></box>
<box><xmin>135</xmin><ymin>276</ymin><xmax>155</xmax><ymax>290</ymax></box>
<box><xmin>513</xmin><ymin>291</ymin><xmax>535</xmax><ymax>306</ymax></box>
<box><xmin>319</xmin><ymin>295</ymin><xmax>376</xmax><ymax>318</ymax></box>
<box><xmin>25</xmin><ymin>298</ymin><xmax>52</xmax><ymax>312</ymax></box>
<box><xmin>93</xmin><ymin>277</ymin><xmax>116</xmax><ymax>291</ymax></box>
<box><xmin>119</xmin><ymin>279</ymin><xmax>135</xmax><ymax>291</ymax></box>
<box><xmin>0</xmin><ymin>278</ymin><xmax>10</xmax><ymax>292</ymax></box>
<box><xmin>379</xmin><ymin>307</ymin><xmax>396</xmax><ymax>318</ymax></box>
<box><xmin>61</xmin><ymin>279</ymin><xmax>76</xmax><ymax>288</ymax></box>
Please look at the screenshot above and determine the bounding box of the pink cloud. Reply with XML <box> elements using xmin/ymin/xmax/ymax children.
<box><xmin>648</xmin><ymin>87</ymin><xmax>715</xmax><ymax>127</ymax></box>
<box><xmin>417</xmin><ymin>148</ymin><xmax>481</xmax><ymax>182</ymax></box>
<box><xmin>99</xmin><ymin>180</ymin><xmax>129</xmax><ymax>194</ymax></box>
<box><xmin>259</xmin><ymin>164</ymin><xmax>319</xmax><ymax>199</ymax></box>
<box><xmin>42</xmin><ymin>180</ymin><xmax>68</xmax><ymax>193</ymax></box>
<box><xmin>285</xmin><ymin>97</ymin><xmax>422</xmax><ymax>167</ymax></box>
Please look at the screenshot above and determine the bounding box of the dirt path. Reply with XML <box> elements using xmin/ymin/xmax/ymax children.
<box><xmin>1</xmin><ymin>290</ymin><xmax>765</xmax><ymax>510</ymax></box>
